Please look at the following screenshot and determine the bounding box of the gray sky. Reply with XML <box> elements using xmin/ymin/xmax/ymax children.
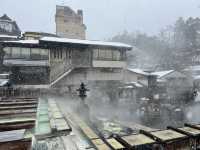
<box><xmin>1</xmin><ymin>0</ymin><xmax>199</xmax><ymax>40</ymax></box>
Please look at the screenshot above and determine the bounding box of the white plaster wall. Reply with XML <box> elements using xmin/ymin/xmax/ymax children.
<box><xmin>56</xmin><ymin>68</ymin><xmax>125</xmax><ymax>87</ymax></box>
<box><xmin>93</xmin><ymin>60</ymin><xmax>126</xmax><ymax>68</ymax></box>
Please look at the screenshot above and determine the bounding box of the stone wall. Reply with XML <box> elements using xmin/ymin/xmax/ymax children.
<box><xmin>55</xmin><ymin>5</ymin><xmax>86</xmax><ymax>39</ymax></box>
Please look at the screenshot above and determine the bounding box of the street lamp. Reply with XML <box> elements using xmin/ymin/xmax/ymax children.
<box><xmin>76</xmin><ymin>82</ymin><xmax>89</xmax><ymax>101</ymax></box>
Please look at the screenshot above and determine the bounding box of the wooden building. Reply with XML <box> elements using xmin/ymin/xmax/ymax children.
<box><xmin>1</xmin><ymin>36</ymin><xmax>132</xmax><ymax>91</ymax></box>
<box><xmin>0</xmin><ymin>14</ymin><xmax>21</xmax><ymax>37</ymax></box>
<box><xmin>124</xmin><ymin>68</ymin><xmax>149</xmax><ymax>86</ymax></box>
<box><xmin>152</xmin><ymin>70</ymin><xmax>193</xmax><ymax>105</ymax></box>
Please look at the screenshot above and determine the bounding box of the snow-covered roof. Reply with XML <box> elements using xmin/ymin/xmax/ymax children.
<box><xmin>3</xmin><ymin>40</ymin><xmax>39</xmax><ymax>44</ymax></box>
<box><xmin>151</xmin><ymin>70</ymin><xmax>174</xmax><ymax>78</ymax></box>
<box><xmin>2</xmin><ymin>37</ymin><xmax>132</xmax><ymax>49</ymax></box>
<box><xmin>127</xmin><ymin>68</ymin><xmax>149</xmax><ymax>76</ymax></box>
<box><xmin>0</xmin><ymin>79</ymin><xmax>9</xmax><ymax>87</ymax></box>
<box><xmin>40</xmin><ymin>37</ymin><xmax>132</xmax><ymax>49</ymax></box>
<box><xmin>0</xmin><ymin>34</ymin><xmax>18</xmax><ymax>38</ymax></box>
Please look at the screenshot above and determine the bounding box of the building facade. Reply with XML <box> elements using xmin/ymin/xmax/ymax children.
<box><xmin>0</xmin><ymin>14</ymin><xmax>21</xmax><ymax>37</ymax></box>
<box><xmin>1</xmin><ymin>37</ymin><xmax>131</xmax><ymax>90</ymax></box>
<box><xmin>22</xmin><ymin>32</ymin><xmax>58</xmax><ymax>40</ymax></box>
<box><xmin>55</xmin><ymin>5</ymin><xmax>86</xmax><ymax>39</ymax></box>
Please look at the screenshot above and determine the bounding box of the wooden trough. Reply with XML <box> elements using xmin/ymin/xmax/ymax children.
<box><xmin>0</xmin><ymin>97</ymin><xmax>38</xmax><ymax>149</ymax></box>
<box><xmin>0</xmin><ymin>129</ymin><xmax>32</xmax><ymax>150</ymax></box>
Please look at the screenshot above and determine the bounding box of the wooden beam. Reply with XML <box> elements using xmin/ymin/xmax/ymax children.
<box><xmin>0</xmin><ymin>113</ymin><xmax>36</xmax><ymax>119</ymax></box>
<box><xmin>0</xmin><ymin>109</ymin><xmax>36</xmax><ymax>116</ymax></box>
<box><xmin>0</xmin><ymin>101</ymin><xmax>37</xmax><ymax>106</ymax></box>
<box><xmin>0</xmin><ymin>122</ymin><xmax>35</xmax><ymax>131</ymax></box>
<box><xmin>0</xmin><ymin>100</ymin><xmax>37</xmax><ymax>103</ymax></box>
<box><xmin>0</xmin><ymin>105</ymin><xmax>37</xmax><ymax>111</ymax></box>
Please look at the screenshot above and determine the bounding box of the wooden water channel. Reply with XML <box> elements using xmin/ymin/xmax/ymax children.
<box><xmin>0</xmin><ymin>97</ymin><xmax>71</xmax><ymax>150</ymax></box>
<box><xmin>1</xmin><ymin>96</ymin><xmax>200</xmax><ymax>149</ymax></box>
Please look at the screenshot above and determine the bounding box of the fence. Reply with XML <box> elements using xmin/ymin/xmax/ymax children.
<box><xmin>0</xmin><ymin>87</ymin><xmax>48</xmax><ymax>97</ymax></box>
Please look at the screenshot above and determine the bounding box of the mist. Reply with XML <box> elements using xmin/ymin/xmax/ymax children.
<box><xmin>1</xmin><ymin>0</ymin><xmax>200</xmax><ymax>40</ymax></box>
<box><xmin>1</xmin><ymin>0</ymin><xmax>200</xmax><ymax>149</ymax></box>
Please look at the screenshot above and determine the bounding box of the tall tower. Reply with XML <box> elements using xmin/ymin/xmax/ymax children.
<box><xmin>55</xmin><ymin>5</ymin><xmax>86</xmax><ymax>39</ymax></box>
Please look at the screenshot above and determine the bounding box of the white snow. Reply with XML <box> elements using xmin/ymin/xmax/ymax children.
<box><xmin>151</xmin><ymin>70</ymin><xmax>174</xmax><ymax>78</ymax></box>
<box><xmin>194</xmin><ymin>75</ymin><xmax>200</xmax><ymax>80</ymax></box>
<box><xmin>130</xmin><ymin>82</ymin><xmax>143</xmax><ymax>88</ymax></box>
<box><xmin>175</xmin><ymin>108</ymin><xmax>181</xmax><ymax>112</ymax></box>
<box><xmin>127</xmin><ymin>68</ymin><xmax>149</xmax><ymax>76</ymax></box>
<box><xmin>3</xmin><ymin>40</ymin><xmax>39</xmax><ymax>44</ymax></box>
<box><xmin>40</xmin><ymin>37</ymin><xmax>132</xmax><ymax>49</ymax></box>
<box><xmin>195</xmin><ymin>91</ymin><xmax>200</xmax><ymax>102</ymax></box>
<box><xmin>50</xmin><ymin>68</ymin><xmax>73</xmax><ymax>87</ymax></box>
<box><xmin>119</xmin><ymin>85</ymin><xmax>134</xmax><ymax>89</ymax></box>
<box><xmin>0</xmin><ymin>79</ymin><xmax>9</xmax><ymax>86</ymax></box>
<box><xmin>3</xmin><ymin>37</ymin><xmax>132</xmax><ymax>49</ymax></box>
<box><xmin>0</xmin><ymin>34</ymin><xmax>18</xmax><ymax>38</ymax></box>
<box><xmin>0</xmin><ymin>73</ymin><xmax>10</xmax><ymax>77</ymax></box>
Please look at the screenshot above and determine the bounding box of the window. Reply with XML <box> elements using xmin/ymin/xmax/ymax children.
<box><xmin>99</xmin><ymin>50</ymin><xmax>106</xmax><ymax>59</ymax></box>
<box><xmin>113</xmin><ymin>50</ymin><xmax>121</xmax><ymax>61</ymax></box>
<box><xmin>93</xmin><ymin>49</ymin><xmax>122</xmax><ymax>61</ymax></box>
<box><xmin>105</xmin><ymin>50</ymin><xmax>112</xmax><ymax>60</ymax></box>
<box><xmin>41</xmin><ymin>49</ymin><xmax>48</xmax><ymax>59</ymax></box>
<box><xmin>4</xmin><ymin>47</ymin><xmax>12</xmax><ymax>59</ymax></box>
<box><xmin>21</xmin><ymin>48</ymin><xmax>30</xmax><ymax>59</ymax></box>
<box><xmin>93</xmin><ymin>49</ymin><xmax>99</xmax><ymax>59</ymax></box>
<box><xmin>52</xmin><ymin>49</ymin><xmax>63</xmax><ymax>59</ymax></box>
<box><xmin>12</xmin><ymin>47</ymin><xmax>21</xmax><ymax>58</ymax></box>
<box><xmin>121</xmin><ymin>51</ymin><xmax>126</xmax><ymax>60</ymax></box>
<box><xmin>31</xmin><ymin>48</ymin><xmax>41</xmax><ymax>60</ymax></box>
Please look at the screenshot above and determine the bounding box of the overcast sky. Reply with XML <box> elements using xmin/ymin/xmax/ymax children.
<box><xmin>1</xmin><ymin>0</ymin><xmax>200</xmax><ymax>40</ymax></box>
